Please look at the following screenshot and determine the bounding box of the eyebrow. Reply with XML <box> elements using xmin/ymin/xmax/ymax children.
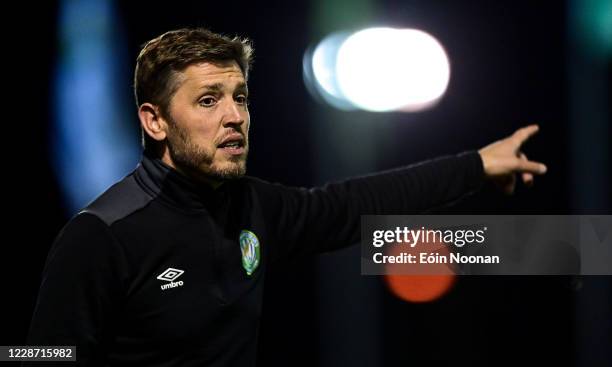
<box><xmin>200</xmin><ymin>82</ymin><xmax>248</xmax><ymax>94</ymax></box>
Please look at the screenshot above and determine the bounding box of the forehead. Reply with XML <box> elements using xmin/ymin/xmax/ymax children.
<box><xmin>179</xmin><ymin>61</ymin><xmax>246</xmax><ymax>90</ymax></box>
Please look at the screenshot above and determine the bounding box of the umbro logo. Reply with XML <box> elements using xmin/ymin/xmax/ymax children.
<box><xmin>157</xmin><ymin>267</ymin><xmax>184</xmax><ymax>290</ymax></box>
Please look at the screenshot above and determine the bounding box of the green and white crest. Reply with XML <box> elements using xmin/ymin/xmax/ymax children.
<box><xmin>239</xmin><ymin>230</ymin><xmax>260</xmax><ymax>276</ymax></box>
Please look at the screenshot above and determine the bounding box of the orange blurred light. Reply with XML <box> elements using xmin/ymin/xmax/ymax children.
<box><xmin>385</xmin><ymin>274</ymin><xmax>455</xmax><ymax>303</ymax></box>
<box><xmin>382</xmin><ymin>229</ymin><xmax>457</xmax><ymax>303</ymax></box>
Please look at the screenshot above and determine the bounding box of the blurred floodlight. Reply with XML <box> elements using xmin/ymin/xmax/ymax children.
<box><xmin>303</xmin><ymin>32</ymin><xmax>356</xmax><ymax>110</ymax></box>
<box><xmin>337</xmin><ymin>28</ymin><xmax>450</xmax><ymax>112</ymax></box>
<box><xmin>304</xmin><ymin>27</ymin><xmax>450</xmax><ymax>113</ymax></box>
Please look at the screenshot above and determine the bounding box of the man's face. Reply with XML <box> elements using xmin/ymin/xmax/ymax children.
<box><xmin>162</xmin><ymin>61</ymin><xmax>250</xmax><ymax>181</ymax></box>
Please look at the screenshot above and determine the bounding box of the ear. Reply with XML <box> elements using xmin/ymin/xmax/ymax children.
<box><xmin>138</xmin><ymin>103</ymin><xmax>168</xmax><ymax>142</ymax></box>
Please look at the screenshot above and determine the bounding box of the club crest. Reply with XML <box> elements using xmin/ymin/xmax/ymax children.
<box><xmin>239</xmin><ymin>230</ymin><xmax>260</xmax><ymax>276</ymax></box>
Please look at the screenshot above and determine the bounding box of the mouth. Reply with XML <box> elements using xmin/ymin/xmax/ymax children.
<box><xmin>217</xmin><ymin>134</ymin><xmax>246</xmax><ymax>156</ymax></box>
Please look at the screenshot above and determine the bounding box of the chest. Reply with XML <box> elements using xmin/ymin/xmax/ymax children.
<box><xmin>113</xmin><ymin>204</ymin><xmax>269</xmax><ymax>345</ymax></box>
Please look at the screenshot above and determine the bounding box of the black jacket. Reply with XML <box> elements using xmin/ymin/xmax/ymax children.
<box><xmin>25</xmin><ymin>151</ymin><xmax>484</xmax><ymax>366</ymax></box>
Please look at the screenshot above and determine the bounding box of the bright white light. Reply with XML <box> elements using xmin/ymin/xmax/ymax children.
<box><xmin>305</xmin><ymin>27</ymin><xmax>451</xmax><ymax>113</ymax></box>
<box><xmin>306</xmin><ymin>32</ymin><xmax>356</xmax><ymax>110</ymax></box>
<box><xmin>337</xmin><ymin>28</ymin><xmax>450</xmax><ymax>112</ymax></box>
<box><xmin>312</xmin><ymin>35</ymin><xmax>343</xmax><ymax>99</ymax></box>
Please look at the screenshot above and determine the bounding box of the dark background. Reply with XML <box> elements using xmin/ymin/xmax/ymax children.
<box><xmin>3</xmin><ymin>0</ymin><xmax>611</xmax><ymax>366</ymax></box>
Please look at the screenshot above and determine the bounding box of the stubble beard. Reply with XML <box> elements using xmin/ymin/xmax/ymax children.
<box><xmin>166</xmin><ymin>121</ymin><xmax>248</xmax><ymax>182</ymax></box>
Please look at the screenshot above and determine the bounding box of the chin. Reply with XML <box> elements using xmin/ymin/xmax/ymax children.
<box><xmin>207</xmin><ymin>161</ymin><xmax>247</xmax><ymax>180</ymax></box>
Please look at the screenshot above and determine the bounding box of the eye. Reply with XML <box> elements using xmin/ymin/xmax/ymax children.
<box><xmin>199</xmin><ymin>96</ymin><xmax>217</xmax><ymax>107</ymax></box>
<box><xmin>235</xmin><ymin>95</ymin><xmax>249</xmax><ymax>105</ymax></box>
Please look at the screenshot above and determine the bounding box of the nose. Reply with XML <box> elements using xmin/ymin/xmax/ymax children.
<box><xmin>222</xmin><ymin>99</ymin><xmax>245</xmax><ymax>127</ymax></box>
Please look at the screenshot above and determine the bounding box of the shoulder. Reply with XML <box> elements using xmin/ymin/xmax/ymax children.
<box><xmin>238</xmin><ymin>176</ymin><xmax>313</xmax><ymax>211</ymax></box>
<box><xmin>240</xmin><ymin>175</ymin><xmax>306</xmax><ymax>193</ymax></box>
<box><xmin>46</xmin><ymin>212</ymin><xmax>126</xmax><ymax>270</ymax></box>
<box><xmin>80</xmin><ymin>173</ymin><xmax>154</xmax><ymax>226</ymax></box>
<box><xmin>53</xmin><ymin>212</ymin><xmax>114</xmax><ymax>248</ymax></box>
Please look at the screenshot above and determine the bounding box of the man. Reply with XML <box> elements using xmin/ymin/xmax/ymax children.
<box><xmin>25</xmin><ymin>28</ymin><xmax>546</xmax><ymax>366</ymax></box>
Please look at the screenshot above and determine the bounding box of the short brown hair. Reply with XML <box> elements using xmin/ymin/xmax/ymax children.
<box><xmin>134</xmin><ymin>28</ymin><xmax>253</xmax><ymax>151</ymax></box>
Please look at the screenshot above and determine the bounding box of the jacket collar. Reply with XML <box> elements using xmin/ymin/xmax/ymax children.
<box><xmin>135</xmin><ymin>152</ymin><xmax>232</xmax><ymax>210</ymax></box>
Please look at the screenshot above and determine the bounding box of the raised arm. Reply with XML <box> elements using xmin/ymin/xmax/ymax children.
<box><xmin>256</xmin><ymin>125</ymin><xmax>546</xmax><ymax>263</ymax></box>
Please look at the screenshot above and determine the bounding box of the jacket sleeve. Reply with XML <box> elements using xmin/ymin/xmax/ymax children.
<box><xmin>23</xmin><ymin>213</ymin><xmax>129</xmax><ymax>366</ymax></box>
<box><xmin>252</xmin><ymin>151</ymin><xmax>484</xmax><ymax>263</ymax></box>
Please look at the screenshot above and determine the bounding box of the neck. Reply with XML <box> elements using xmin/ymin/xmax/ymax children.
<box><xmin>159</xmin><ymin>151</ymin><xmax>224</xmax><ymax>190</ymax></box>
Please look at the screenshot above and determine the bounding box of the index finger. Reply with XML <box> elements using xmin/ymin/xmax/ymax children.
<box><xmin>512</xmin><ymin>124</ymin><xmax>540</xmax><ymax>146</ymax></box>
<box><xmin>517</xmin><ymin>158</ymin><xmax>547</xmax><ymax>175</ymax></box>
